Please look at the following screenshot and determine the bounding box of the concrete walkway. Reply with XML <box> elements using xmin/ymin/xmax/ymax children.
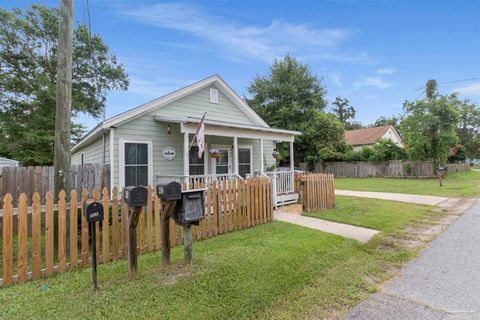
<box><xmin>345</xmin><ymin>198</ymin><xmax>480</xmax><ymax>320</ymax></box>
<box><xmin>274</xmin><ymin>211</ymin><xmax>380</xmax><ymax>243</ymax></box>
<box><xmin>336</xmin><ymin>190</ymin><xmax>449</xmax><ymax>206</ymax></box>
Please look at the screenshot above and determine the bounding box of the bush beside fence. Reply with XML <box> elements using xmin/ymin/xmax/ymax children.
<box><xmin>297</xmin><ymin>173</ymin><xmax>335</xmax><ymax>212</ymax></box>
<box><xmin>0</xmin><ymin>177</ymin><xmax>271</xmax><ymax>287</ymax></box>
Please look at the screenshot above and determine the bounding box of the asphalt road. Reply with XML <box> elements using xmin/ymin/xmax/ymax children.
<box><xmin>345</xmin><ymin>198</ymin><xmax>480</xmax><ymax>320</ymax></box>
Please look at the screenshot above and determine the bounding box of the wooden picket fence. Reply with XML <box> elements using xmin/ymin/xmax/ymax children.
<box><xmin>0</xmin><ymin>177</ymin><xmax>272</xmax><ymax>287</ymax></box>
<box><xmin>297</xmin><ymin>173</ymin><xmax>335</xmax><ymax>212</ymax></box>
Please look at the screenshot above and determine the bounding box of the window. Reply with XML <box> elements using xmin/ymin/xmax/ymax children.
<box><xmin>124</xmin><ymin>143</ymin><xmax>149</xmax><ymax>186</ymax></box>
<box><xmin>238</xmin><ymin>147</ymin><xmax>251</xmax><ymax>178</ymax></box>
<box><xmin>189</xmin><ymin>146</ymin><xmax>205</xmax><ymax>175</ymax></box>
<box><xmin>209</xmin><ymin>88</ymin><xmax>219</xmax><ymax>104</ymax></box>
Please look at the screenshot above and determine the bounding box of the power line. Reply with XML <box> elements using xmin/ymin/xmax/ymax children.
<box><xmin>413</xmin><ymin>77</ymin><xmax>480</xmax><ymax>92</ymax></box>
<box><xmin>83</xmin><ymin>0</ymin><xmax>104</xmax><ymax>122</ymax></box>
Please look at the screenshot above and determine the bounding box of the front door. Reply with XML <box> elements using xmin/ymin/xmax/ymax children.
<box><xmin>212</xmin><ymin>146</ymin><xmax>232</xmax><ymax>175</ymax></box>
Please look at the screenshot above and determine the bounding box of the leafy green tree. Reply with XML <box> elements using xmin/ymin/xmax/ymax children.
<box><xmin>449</xmin><ymin>94</ymin><xmax>480</xmax><ymax>159</ymax></box>
<box><xmin>0</xmin><ymin>5</ymin><xmax>128</xmax><ymax>165</ymax></box>
<box><xmin>331</xmin><ymin>97</ymin><xmax>359</xmax><ymax>129</ymax></box>
<box><xmin>247</xmin><ymin>55</ymin><xmax>345</xmax><ymax>166</ymax></box>
<box><xmin>368</xmin><ymin>139</ymin><xmax>407</xmax><ymax>163</ymax></box>
<box><xmin>400</xmin><ymin>81</ymin><xmax>458</xmax><ymax>167</ymax></box>
<box><xmin>370</xmin><ymin>115</ymin><xmax>401</xmax><ymax>129</ymax></box>
<box><xmin>299</xmin><ymin>111</ymin><xmax>350</xmax><ymax>167</ymax></box>
<box><xmin>343</xmin><ymin>147</ymin><xmax>372</xmax><ymax>162</ymax></box>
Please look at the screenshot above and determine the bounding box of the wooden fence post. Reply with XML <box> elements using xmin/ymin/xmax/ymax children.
<box><xmin>70</xmin><ymin>190</ymin><xmax>78</xmax><ymax>270</ymax></box>
<box><xmin>2</xmin><ymin>193</ymin><xmax>13</xmax><ymax>286</ymax></box>
<box><xmin>17</xmin><ymin>193</ymin><xmax>28</xmax><ymax>283</ymax></box>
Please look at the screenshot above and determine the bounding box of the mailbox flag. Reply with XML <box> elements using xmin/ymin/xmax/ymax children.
<box><xmin>196</xmin><ymin>117</ymin><xmax>205</xmax><ymax>159</ymax></box>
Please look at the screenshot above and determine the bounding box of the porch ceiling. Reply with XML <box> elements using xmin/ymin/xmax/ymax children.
<box><xmin>153</xmin><ymin>115</ymin><xmax>301</xmax><ymax>142</ymax></box>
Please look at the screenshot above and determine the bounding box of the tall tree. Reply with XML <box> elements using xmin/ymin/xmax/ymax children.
<box><xmin>247</xmin><ymin>55</ymin><xmax>337</xmax><ymax>165</ymax></box>
<box><xmin>0</xmin><ymin>5</ymin><xmax>129</xmax><ymax>165</ymax></box>
<box><xmin>370</xmin><ymin>115</ymin><xmax>401</xmax><ymax>129</ymax></box>
<box><xmin>331</xmin><ymin>97</ymin><xmax>358</xmax><ymax>129</ymax></box>
<box><xmin>449</xmin><ymin>94</ymin><xmax>480</xmax><ymax>159</ymax></box>
<box><xmin>400</xmin><ymin>81</ymin><xmax>458</xmax><ymax>167</ymax></box>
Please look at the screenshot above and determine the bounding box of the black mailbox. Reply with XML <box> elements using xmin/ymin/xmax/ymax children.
<box><xmin>173</xmin><ymin>188</ymin><xmax>207</xmax><ymax>225</ymax></box>
<box><xmin>123</xmin><ymin>186</ymin><xmax>148</xmax><ymax>207</ymax></box>
<box><xmin>437</xmin><ymin>165</ymin><xmax>448</xmax><ymax>172</ymax></box>
<box><xmin>156</xmin><ymin>182</ymin><xmax>182</xmax><ymax>201</ymax></box>
<box><xmin>83</xmin><ymin>199</ymin><xmax>104</xmax><ymax>223</ymax></box>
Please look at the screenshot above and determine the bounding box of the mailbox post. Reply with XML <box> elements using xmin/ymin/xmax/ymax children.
<box><xmin>437</xmin><ymin>165</ymin><xmax>447</xmax><ymax>187</ymax></box>
<box><xmin>156</xmin><ymin>182</ymin><xmax>182</xmax><ymax>267</ymax></box>
<box><xmin>174</xmin><ymin>188</ymin><xmax>207</xmax><ymax>264</ymax></box>
<box><xmin>83</xmin><ymin>199</ymin><xmax>104</xmax><ymax>290</ymax></box>
<box><xmin>123</xmin><ymin>186</ymin><xmax>148</xmax><ymax>279</ymax></box>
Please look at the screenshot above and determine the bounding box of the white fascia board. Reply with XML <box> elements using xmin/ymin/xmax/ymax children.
<box><xmin>180</xmin><ymin>123</ymin><xmax>296</xmax><ymax>142</ymax></box>
<box><xmin>213</xmin><ymin>76</ymin><xmax>269</xmax><ymax>127</ymax></box>
<box><xmin>71</xmin><ymin>125</ymin><xmax>109</xmax><ymax>153</ymax></box>
<box><xmin>156</xmin><ymin>115</ymin><xmax>301</xmax><ymax>136</ymax></box>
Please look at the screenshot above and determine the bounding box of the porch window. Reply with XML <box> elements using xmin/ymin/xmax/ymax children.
<box><xmin>189</xmin><ymin>146</ymin><xmax>205</xmax><ymax>175</ymax></box>
<box><xmin>238</xmin><ymin>147</ymin><xmax>252</xmax><ymax>178</ymax></box>
<box><xmin>125</xmin><ymin>143</ymin><xmax>148</xmax><ymax>186</ymax></box>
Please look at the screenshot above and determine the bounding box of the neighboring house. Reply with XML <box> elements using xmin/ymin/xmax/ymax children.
<box><xmin>72</xmin><ymin>75</ymin><xmax>301</xmax><ymax>205</ymax></box>
<box><xmin>345</xmin><ymin>125</ymin><xmax>404</xmax><ymax>152</ymax></box>
<box><xmin>0</xmin><ymin>156</ymin><xmax>20</xmax><ymax>168</ymax></box>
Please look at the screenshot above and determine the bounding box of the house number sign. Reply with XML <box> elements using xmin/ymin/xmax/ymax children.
<box><xmin>162</xmin><ymin>147</ymin><xmax>176</xmax><ymax>160</ymax></box>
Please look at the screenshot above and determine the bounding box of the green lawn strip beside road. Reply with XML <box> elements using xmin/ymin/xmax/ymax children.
<box><xmin>0</xmin><ymin>217</ymin><xmax>429</xmax><ymax>320</ymax></box>
<box><xmin>305</xmin><ymin>196</ymin><xmax>433</xmax><ymax>234</ymax></box>
<box><xmin>335</xmin><ymin>170</ymin><xmax>480</xmax><ymax>198</ymax></box>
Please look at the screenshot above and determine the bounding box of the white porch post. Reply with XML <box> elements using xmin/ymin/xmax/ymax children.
<box><xmin>290</xmin><ymin>140</ymin><xmax>294</xmax><ymax>171</ymax></box>
<box><xmin>260</xmin><ymin>138</ymin><xmax>264</xmax><ymax>174</ymax></box>
<box><xmin>183</xmin><ymin>132</ymin><xmax>189</xmax><ymax>187</ymax></box>
<box><xmin>233</xmin><ymin>136</ymin><xmax>238</xmax><ymax>176</ymax></box>
<box><xmin>290</xmin><ymin>140</ymin><xmax>295</xmax><ymax>193</ymax></box>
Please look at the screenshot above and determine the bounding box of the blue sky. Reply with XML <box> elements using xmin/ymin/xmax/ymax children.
<box><xmin>2</xmin><ymin>0</ymin><xmax>480</xmax><ymax>130</ymax></box>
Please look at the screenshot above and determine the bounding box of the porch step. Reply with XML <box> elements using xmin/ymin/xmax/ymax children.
<box><xmin>274</xmin><ymin>204</ymin><xmax>303</xmax><ymax>215</ymax></box>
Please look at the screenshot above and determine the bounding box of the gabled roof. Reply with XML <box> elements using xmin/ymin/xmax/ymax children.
<box><xmin>0</xmin><ymin>156</ymin><xmax>20</xmax><ymax>165</ymax></box>
<box><xmin>345</xmin><ymin>125</ymin><xmax>400</xmax><ymax>146</ymax></box>
<box><xmin>73</xmin><ymin>74</ymin><xmax>269</xmax><ymax>152</ymax></box>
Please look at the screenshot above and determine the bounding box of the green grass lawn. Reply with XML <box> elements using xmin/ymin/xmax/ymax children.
<box><xmin>0</xmin><ymin>196</ymin><xmax>443</xmax><ymax>319</ymax></box>
<box><xmin>335</xmin><ymin>170</ymin><xmax>480</xmax><ymax>197</ymax></box>
<box><xmin>305</xmin><ymin>196</ymin><xmax>433</xmax><ymax>234</ymax></box>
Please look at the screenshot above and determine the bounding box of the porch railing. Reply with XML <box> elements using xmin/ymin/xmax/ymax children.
<box><xmin>264</xmin><ymin>170</ymin><xmax>297</xmax><ymax>207</ymax></box>
<box><xmin>156</xmin><ymin>173</ymin><xmax>240</xmax><ymax>187</ymax></box>
<box><xmin>264</xmin><ymin>171</ymin><xmax>295</xmax><ymax>195</ymax></box>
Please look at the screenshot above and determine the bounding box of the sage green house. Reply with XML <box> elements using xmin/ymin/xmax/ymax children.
<box><xmin>72</xmin><ymin>75</ymin><xmax>301</xmax><ymax>205</ymax></box>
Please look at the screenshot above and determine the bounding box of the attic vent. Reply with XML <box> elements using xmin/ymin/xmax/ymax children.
<box><xmin>209</xmin><ymin>88</ymin><xmax>219</xmax><ymax>104</ymax></box>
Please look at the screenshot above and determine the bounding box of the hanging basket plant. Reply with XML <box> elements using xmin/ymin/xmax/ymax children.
<box><xmin>209</xmin><ymin>149</ymin><xmax>222</xmax><ymax>159</ymax></box>
<box><xmin>272</xmin><ymin>151</ymin><xmax>282</xmax><ymax>160</ymax></box>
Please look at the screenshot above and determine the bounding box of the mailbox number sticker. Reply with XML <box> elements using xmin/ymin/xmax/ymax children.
<box><xmin>162</xmin><ymin>147</ymin><xmax>176</xmax><ymax>160</ymax></box>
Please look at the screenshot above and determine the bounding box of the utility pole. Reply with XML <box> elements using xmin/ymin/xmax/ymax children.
<box><xmin>54</xmin><ymin>0</ymin><xmax>74</xmax><ymax>197</ymax></box>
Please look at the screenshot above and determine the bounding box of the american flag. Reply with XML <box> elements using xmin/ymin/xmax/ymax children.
<box><xmin>196</xmin><ymin>113</ymin><xmax>206</xmax><ymax>158</ymax></box>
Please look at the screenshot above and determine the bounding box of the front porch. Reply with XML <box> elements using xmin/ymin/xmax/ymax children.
<box><xmin>154</xmin><ymin>115</ymin><xmax>301</xmax><ymax>207</ymax></box>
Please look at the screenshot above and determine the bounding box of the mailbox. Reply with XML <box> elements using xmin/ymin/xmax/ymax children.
<box><xmin>83</xmin><ymin>199</ymin><xmax>104</xmax><ymax>223</ymax></box>
<box><xmin>156</xmin><ymin>182</ymin><xmax>182</xmax><ymax>201</ymax></box>
<box><xmin>437</xmin><ymin>165</ymin><xmax>448</xmax><ymax>172</ymax></box>
<box><xmin>172</xmin><ymin>188</ymin><xmax>207</xmax><ymax>225</ymax></box>
<box><xmin>123</xmin><ymin>186</ymin><xmax>148</xmax><ymax>207</ymax></box>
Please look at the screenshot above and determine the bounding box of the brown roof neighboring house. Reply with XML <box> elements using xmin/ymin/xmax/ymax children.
<box><xmin>345</xmin><ymin>125</ymin><xmax>404</xmax><ymax>147</ymax></box>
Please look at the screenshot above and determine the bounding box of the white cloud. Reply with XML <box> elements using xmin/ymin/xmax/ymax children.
<box><xmin>354</xmin><ymin>76</ymin><xmax>392</xmax><ymax>90</ymax></box>
<box><xmin>376</xmin><ymin>68</ymin><xmax>396</xmax><ymax>75</ymax></box>
<box><xmin>329</xmin><ymin>72</ymin><xmax>342</xmax><ymax>87</ymax></box>
<box><xmin>123</xmin><ymin>2</ymin><xmax>366</xmax><ymax>63</ymax></box>
<box><xmin>454</xmin><ymin>82</ymin><xmax>480</xmax><ymax>96</ymax></box>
